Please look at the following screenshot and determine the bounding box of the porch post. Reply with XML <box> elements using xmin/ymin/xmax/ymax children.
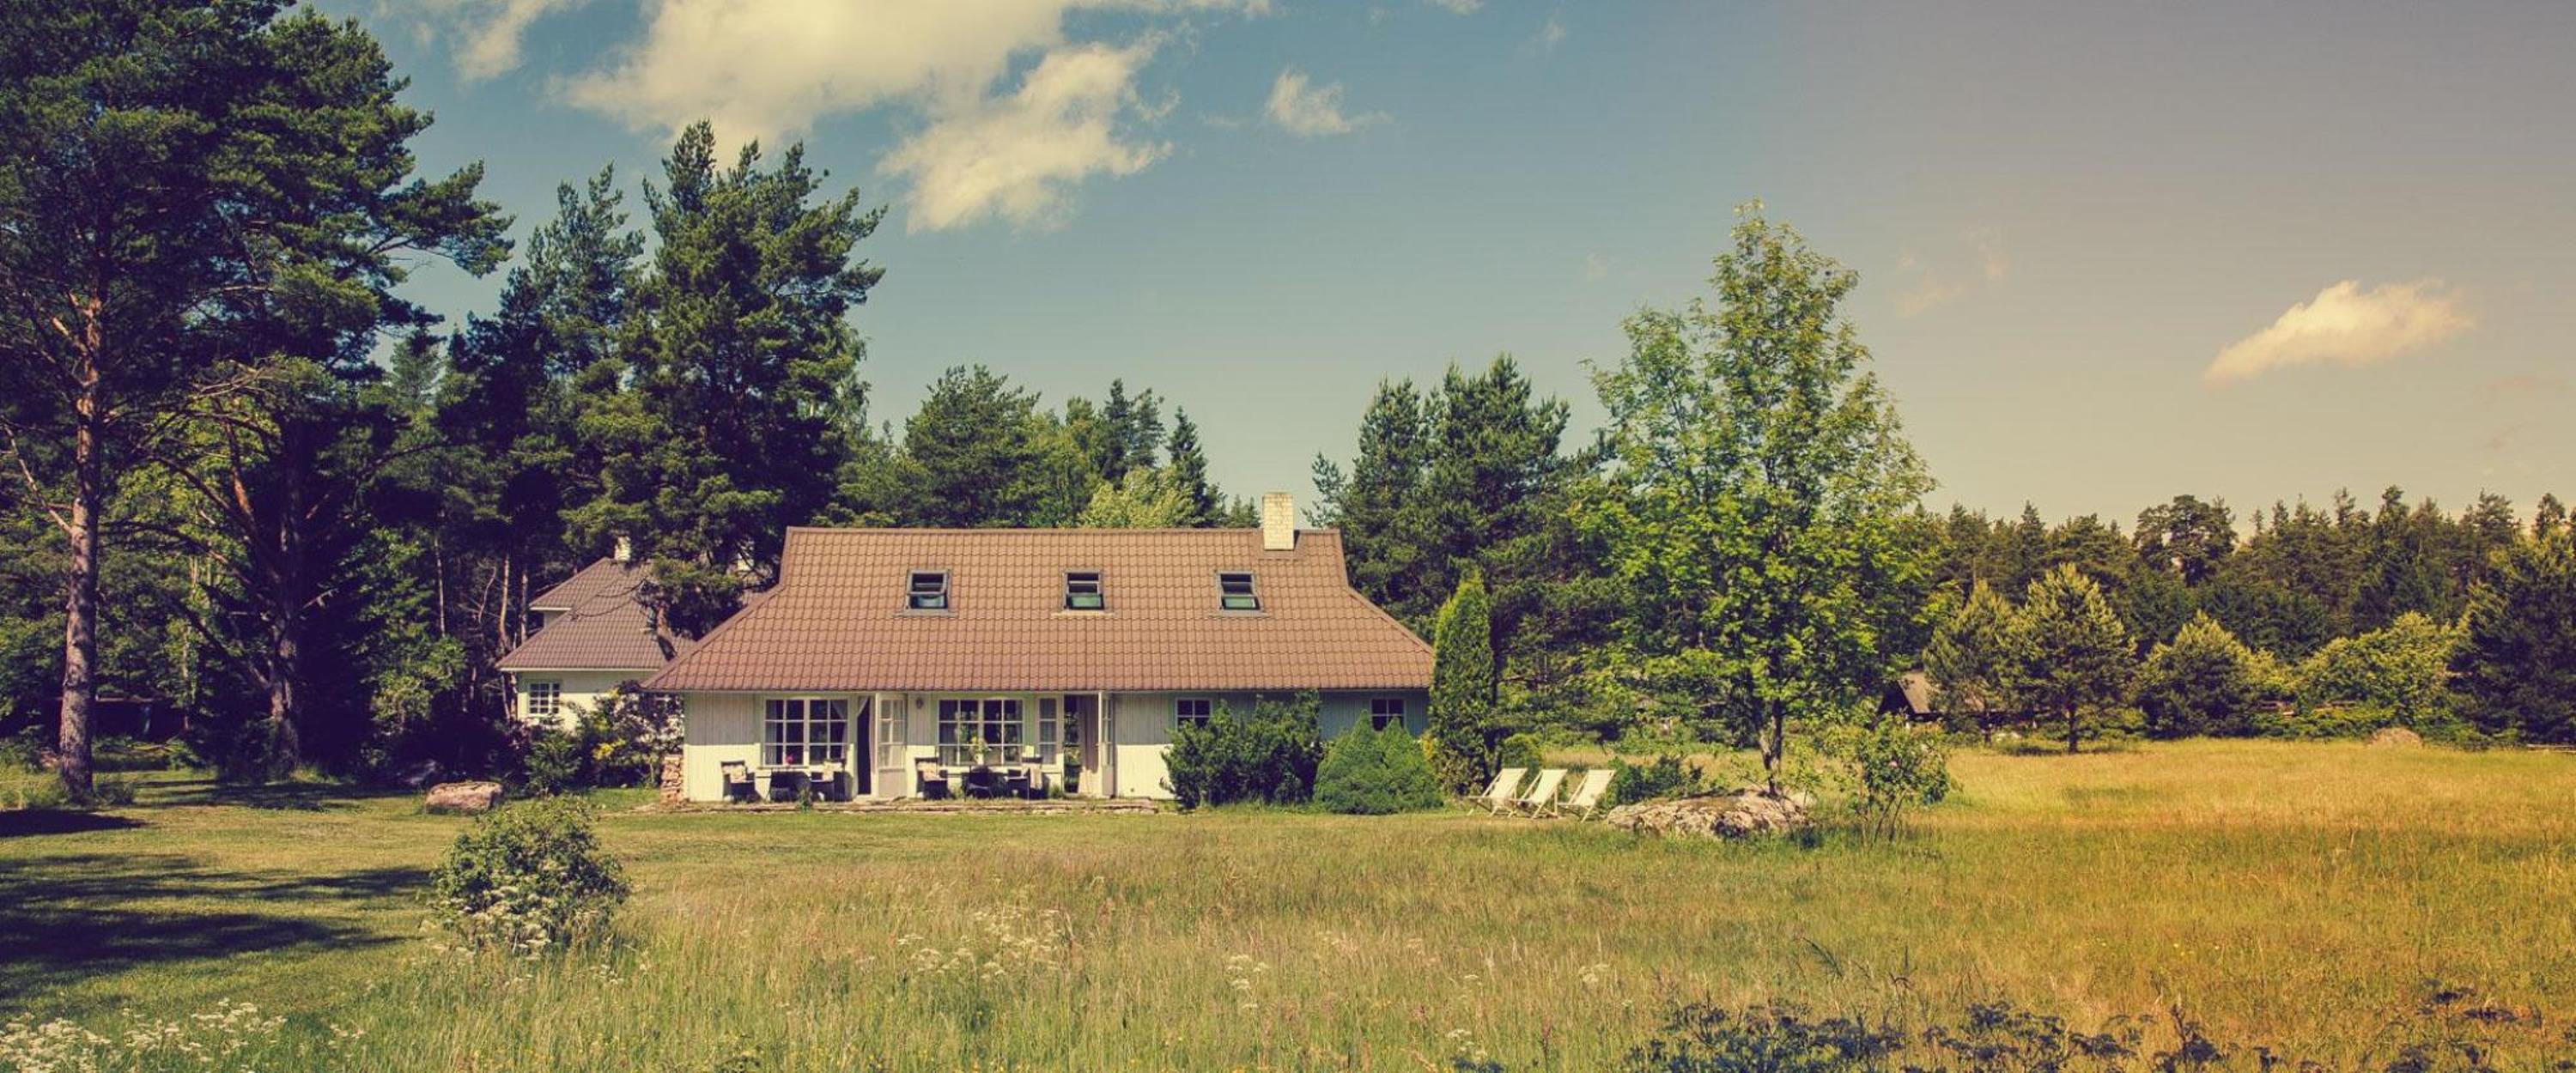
<box><xmin>1097</xmin><ymin>690</ymin><xmax>1112</xmax><ymax>799</ymax></box>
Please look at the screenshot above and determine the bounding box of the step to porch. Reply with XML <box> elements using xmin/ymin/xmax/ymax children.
<box><xmin>648</xmin><ymin>797</ymin><xmax>1161</xmax><ymax>815</ymax></box>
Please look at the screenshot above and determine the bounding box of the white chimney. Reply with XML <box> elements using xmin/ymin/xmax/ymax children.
<box><xmin>1261</xmin><ymin>492</ymin><xmax>1296</xmax><ymax>551</ymax></box>
<box><xmin>612</xmin><ymin>535</ymin><xmax>633</xmax><ymax>564</ymax></box>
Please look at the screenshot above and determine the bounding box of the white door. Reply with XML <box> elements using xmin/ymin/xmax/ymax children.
<box><xmin>873</xmin><ymin>695</ymin><xmax>906</xmax><ymax>798</ymax></box>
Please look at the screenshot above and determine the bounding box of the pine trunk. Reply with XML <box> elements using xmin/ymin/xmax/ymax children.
<box><xmin>55</xmin><ymin>314</ymin><xmax>104</xmax><ymax>801</ymax></box>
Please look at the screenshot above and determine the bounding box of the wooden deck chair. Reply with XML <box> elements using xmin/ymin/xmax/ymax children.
<box><xmin>1562</xmin><ymin>768</ymin><xmax>1614</xmax><ymax>820</ymax></box>
<box><xmin>1514</xmin><ymin>767</ymin><xmax>1569</xmax><ymax>817</ymax></box>
<box><xmin>1474</xmin><ymin>767</ymin><xmax>1528</xmax><ymax>815</ymax></box>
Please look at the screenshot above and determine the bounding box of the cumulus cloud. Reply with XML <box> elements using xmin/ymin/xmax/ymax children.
<box><xmin>1893</xmin><ymin>229</ymin><xmax>2007</xmax><ymax>317</ymax></box>
<box><xmin>880</xmin><ymin>39</ymin><xmax>1170</xmax><ymax>232</ymax></box>
<box><xmin>2205</xmin><ymin>280</ymin><xmax>2472</xmax><ymax>385</ymax></box>
<box><xmin>1265</xmin><ymin>69</ymin><xmax>1382</xmax><ymax>136</ymax></box>
<box><xmin>549</xmin><ymin>1</ymin><xmax>1255</xmax><ymax>230</ymax></box>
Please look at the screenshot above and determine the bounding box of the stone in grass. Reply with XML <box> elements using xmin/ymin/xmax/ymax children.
<box><xmin>425</xmin><ymin>780</ymin><xmax>505</xmax><ymax>814</ymax></box>
<box><xmin>1605</xmin><ymin>789</ymin><xmax>1811</xmax><ymax>840</ymax></box>
<box><xmin>2368</xmin><ymin>727</ymin><xmax>2424</xmax><ymax>749</ymax></box>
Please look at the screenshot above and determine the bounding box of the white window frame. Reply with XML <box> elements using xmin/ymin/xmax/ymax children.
<box><xmin>763</xmin><ymin>697</ymin><xmax>850</xmax><ymax>767</ymax></box>
<box><xmin>1369</xmin><ymin>696</ymin><xmax>1406</xmax><ymax>731</ymax></box>
<box><xmin>876</xmin><ymin>698</ymin><xmax>903</xmax><ymax>768</ymax></box>
<box><xmin>1175</xmin><ymin>696</ymin><xmax>1214</xmax><ymax>729</ymax></box>
<box><xmin>1036</xmin><ymin>696</ymin><xmax>1061</xmax><ymax>763</ymax></box>
<box><xmin>526</xmin><ymin>680</ymin><xmax>562</xmax><ymax>719</ymax></box>
<box><xmin>937</xmin><ymin>697</ymin><xmax>1024</xmax><ymax>765</ymax></box>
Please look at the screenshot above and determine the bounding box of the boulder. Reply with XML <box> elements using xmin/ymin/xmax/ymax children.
<box><xmin>425</xmin><ymin>780</ymin><xmax>504</xmax><ymax>814</ymax></box>
<box><xmin>1605</xmin><ymin>789</ymin><xmax>1811</xmax><ymax>840</ymax></box>
<box><xmin>2368</xmin><ymin>726</ymin><xmax>2424</xmax><ymax>749</ymax></box>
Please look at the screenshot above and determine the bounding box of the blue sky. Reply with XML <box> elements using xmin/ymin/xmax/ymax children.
<box><xmin>354</xmin><ymin>0</ymin><xmax>2575</xmax><ymax>525</ymax></box>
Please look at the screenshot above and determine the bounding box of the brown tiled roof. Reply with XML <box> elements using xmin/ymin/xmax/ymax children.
<box><xmin>497</xmin><ymin>559</ymin><xmax>690</xmax><ymax>672</ymax></box>
<box><xmin>645</xmin><ymin>527</ymin><xmax>1432</xmax><ymax>693</ymax></box>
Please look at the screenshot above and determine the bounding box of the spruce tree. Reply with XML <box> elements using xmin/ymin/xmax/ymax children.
<box><xmin>2013</xmin><ymin>565</ymin><xmax>2137</xmax><ymax>753</ymax></box>
<box><xmin>1924</xmin><ymin>580</ymin><xmax>2018</xmax><ymax>740</ymax></box>
<box><xmin>1165</xmin><ymin>409</ymin><xmax>1217</xmax><ymax>527</ymax></box>
<box><xmin>2454</xmin><ymin>529</ymin><xmax>2576</xmax><ymax>743</ymax></box>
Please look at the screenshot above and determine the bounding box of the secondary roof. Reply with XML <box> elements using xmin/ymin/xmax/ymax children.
<box><xmin>646</xmin><ymin>527</ymin><xmax>1432</xmax><ymax>694</ymax></box>
<box><xmin>497</xmin><ymin>558</ymin><xmax>691</xmax><ymax>672</ymax></box>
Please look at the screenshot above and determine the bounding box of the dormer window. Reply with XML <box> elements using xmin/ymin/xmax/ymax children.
<box><xmin>1064</xmin><ymin>571</ymin><xmax>1103</xmax><ymax>610</ymax></box>
<box><xmin>1217</xmin><ymin>571</ymin><xmax>1260</xmax><ymax>612</ymax></box>
<box><xmin>907</xmin><ymin>570</ymin><xmax>949</xmax><ymax>611</ymax></box>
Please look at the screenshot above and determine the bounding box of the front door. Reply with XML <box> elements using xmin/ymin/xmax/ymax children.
<box><xmin>1066</xmin><ymin>694</ymin><xmax>1101</xmax><ymax>795</ymax></box>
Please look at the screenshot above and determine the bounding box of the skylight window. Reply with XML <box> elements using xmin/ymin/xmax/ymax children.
<box><xmin>1217</xmin><ymin>571</ymin><xmax>1260</xmax><ymax>612</ymax></box>
<box><xmin>1064</xmin><ymin>571</ymin><xmax>1103</xmax><ymax>611</ymax></box>
<box><xmin>907</xmin><ymin>570</ymin><xmax>949</xmax><ymax>611</ymax></box>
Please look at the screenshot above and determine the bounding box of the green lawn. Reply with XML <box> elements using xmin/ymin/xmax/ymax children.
<box><xmin>3</xmin><ymin>741</ymin><xmax>2573</xmax><ymax>1070</ymax></box>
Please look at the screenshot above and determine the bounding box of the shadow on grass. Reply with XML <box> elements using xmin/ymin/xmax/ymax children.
<box><xmin>0</xmin><ymin>851</ymin><xmax>423</xmax><ymax>1006</ymax></box>
<box><xmin>144</xmin><ymin>777</ymin><xmax>414</xmax><ymax>812</ymax></box>
<box><xmin>0</xmin><ymin>810</ymin><xmax>147</xmax><ymax>838</ymax></box>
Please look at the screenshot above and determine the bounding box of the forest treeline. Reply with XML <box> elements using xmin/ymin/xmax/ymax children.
<box><xmin>5</xmin><ymin>3</ymin><xmax>2573</xmax><ymax>799</ymax></box>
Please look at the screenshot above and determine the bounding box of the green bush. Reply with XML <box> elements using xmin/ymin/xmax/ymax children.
<box><xmin>1608</xmin><ymin>754</ymin><xmax>1704</xmax><ymax>807</ymax></box>
<box><xmin>1163</xmin><ymin>694</ymin><xmax>1323</xmax><ymax>809</ymax></box>
<box><xmin>1495</xmin><ymin>732</ymin><xmax>1544</xmax><ymax>774</ymax></box>
<box><xmin>518</xmin><ymin>724</ymin><xmax>588</xmax><ymax>796</ymax></box>
<box><xmin>428</xmin><ymin>797</ymin><xmax>628</xmax><ymax>956</ymax></box>
<box><xmin>2252</xmin><ymin>702</ymin><xmax>2387</xmax><ymax>741</ymax></box>
<box><xmin>1821</xmin><ymin>716</ymin><xmax>1952</xmax><ymax>837</ymax></box>
<box><xmin>1313</xmin><ymin>722</ymin><xmax>1443</xmax><ymax>815</ymax></box>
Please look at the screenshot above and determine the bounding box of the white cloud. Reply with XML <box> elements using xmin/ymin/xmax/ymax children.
<box><xmin>1527</xmin><ymin>15</ymin><xmax>1566</xmax><ymax>54</ymax></box>
<box><xmin>1425</xmin><ymin>0</ymin><xmax>1482</xmax><ymax>11</ymax></box>
<box><xmin>1893</xmin><ymin>229</ymin><xmax>2007</xmax><ymax>317</ymax></box>
<box><xmin>548</xmin><ymin>1</ymin><xmax>1256</xmax><ymax>230</ymax></box>
<box><xmin>399</xmin><ymin>0</ymin><xmax>592</xmax><ymax>81</ymax></box>
<box><xmin>880</xmin><ymin>39</ymin><xmax>1170</xmax><ymax>232</ymax></box>
<box><xmin>2205</xmin><ymin>280</ymin><xmax>2472</xmax><ymax>385</ymax></box>
<box><xmin>1265</xmin><ymin>69</ymin><xmax>1382</xmax><ymax>136</ymax></box>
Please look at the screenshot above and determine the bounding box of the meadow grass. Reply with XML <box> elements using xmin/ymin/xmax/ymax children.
<box><xmin>2</xmin><ymin>740</ymin><xmax>2573</xmax><ymax>1070</ymax></box>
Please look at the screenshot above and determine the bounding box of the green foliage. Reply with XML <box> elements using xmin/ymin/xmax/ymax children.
<box><xmin>428</xmin><ymin>797</ymin><xmax>628</xmax><ymax>956</ymax></box>
<box><xmin>2294</xmin><ymin>612</ymin><xmax>2460</xmax><ymax>734</ymax></box>
<box><xmin>1577</xmin><ymin>205</ymin><xmax>1931</xmax><ymax>791</ymax></box>
<box><xmin>1607</xmin><ymin>754</ymin><xmax>1707</xmax><ymax>806</ymax></box>
<box><xmin>2012</xmin><ymin>566</ymin><xmax>2136</xmax><ymax>753</ymax></box>
<box><xmin>1819</xmin><ymin>714</ymin><xmax>1951</xmax><ymax>837</ymax></box>
<box><xmin>1428</xmin><ymin>570</ymin><xmax>1500</xmax><ymax>791</ymax></box>
<box><xmin>1494</xmin><ymin>732</ymin><xmax>1544</xmax><ymax>774</ymax></box>
<box><xmin>1164</xmin><ymin>409</ymin><xmax>1218</xmax><ymax>527</ymax></box>
<box><xmin>2454</xmin><ymin>530</ymin><xmax>2576</xmax><ymax>743</ymax></box>
<box><xmin>1923</xmin><ymin>580</ymin><xmax>2019</xmax><ymax>737</ymax></box>
<box><xmin>1313</xmin><ymin>723</ymin><xmax>1444</xmax><ymax>815</ymax></box>
<box><xmin>1162</xmin><ymin>695</ymin><xmax>1324</xmax><ymax>809</ymax></box>
<box><xmin>1075</xmin><ymin>467</ymin><xmax>1194</xmax><ymax>529</ymax></box>
<box><xmin>2137</xmin><ymin>614</ymin><xmax>2260</xmax><ymax>738</ymax></box>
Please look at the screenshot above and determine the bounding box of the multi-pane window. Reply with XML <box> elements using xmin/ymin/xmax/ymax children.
<box><xmin>1217</xmin><ymin>572</ymin><xmax>1260</xmax><ymax>611</ymax></box>
<box><xmin>1175</xmin><ymin>697</ymin><xmax>1214</xmax><ymax>729</ymax></box>
<box><xmin>526</xmin><ymin>680</ymin><xmax>562</xmax><ymax>719</ymax></box>
<box><xmin>1063</xmin><ymin>571</ymin><xmax>1103</xmax><ymax>610</ymax></box>
<box><xmin>1036</xmin><ymin>696</ymin><xmax>1061</xmax><ymax>763</ymax></box>
<box><xmin>876</xmin><ymin>699</ymin><xmax>903</xmax><ymax>768</ymax></box>
<box><xmin>763</xmin><ymin>698</ymin><xmax>849</xmax><ymax>767</ymax></box>
<box><xmin>1369</xmin><ymin>696</ymin><xmax>1407</xmax><ymax>731</ymax></box>
<box><xmin>938</xmin><ymin>698</ymin><xmax>1023</xmax><ymax>765</ymax></box>
<box><xmin>908</xmin><ymin>570</ymin><xmax>949</xmax><ymax>610</ymax></box>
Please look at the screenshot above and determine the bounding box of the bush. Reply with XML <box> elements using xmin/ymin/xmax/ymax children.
<box><xmin>1495</xmin><ymin>732</ymin><xmax>1544</xmax><ymax>774</ymax></box>
<box><xmin>2293</xmin><ymin>612</ymin><xmax>2462</xmax><ymax>736</ymax></box>
<box><xmin>1163</xmin><ymin>694</ymin><xmax>1323</xmax><ymax>809</ymax></box>
<box><xmin>1820</xmin><ymin>716</ymin><xmax>1951</xmax><ymax>837</ymax></box>
<box><xmin>518</xmin><ymin>723</ymin><xmax>588</xmax><ymax>797</ymax></box>
<box><xmin>1608</xmin><ymin>754</ymin><xmax>1704</xmax><ymax>807</ymax></box>
<box><xmin>1314</xmin><ymin>722</ymin><xmax>1444</xmax><ymax>815</ymax></box>
<box><xmin>427</xmin><ymin>797</ymin><xmax>628</xmax><ymax>956</ymax></box>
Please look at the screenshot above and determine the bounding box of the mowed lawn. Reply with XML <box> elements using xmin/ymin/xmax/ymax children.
<box><xmin>3</xmin><ymin>741</ymin><xmax>2573</xmax><ymax>1070</ymax></box>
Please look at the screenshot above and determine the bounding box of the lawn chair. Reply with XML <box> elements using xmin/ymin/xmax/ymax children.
<box><xmin>720</xmin><ymin>761</ymin><xmax>753</xmax><ymax>803</ymax></box>
<box><xmin>1513</xmin><ymin>767</ymin><xmax>1569</xmax><ymax>817</ymax></box>
<box><xmin>914</xmin><ymin>759</ymin><xmax>951</xmax><ymax>800</ymax></box>
<box><xmin>1474</xmin><ymin>767</ymin><xmax>1528</xmax><ymax>815</ymax></box>
<box><xmin>1562</xmin><ymin>768</ymin><xmax>1614</xmax><ymax>821</ymax></box>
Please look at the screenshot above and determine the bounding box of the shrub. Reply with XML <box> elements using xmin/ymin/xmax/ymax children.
<box><xmin>1820</xmin><ymin>715</ymin><xmax>1951</xmax><ymax>837</ymax></box>
<box><xmin>1494</xmin><ymin>732</ymin><xmax>1544</xmax><ymax>775</ymax></box>
<box><xmin>1163</xmin><ymin>694</ymin><xmax>1323</xmax><ymax>809</ymax></box>
<box><xmin>2293</xmin><ymin>612</ymin><xmax>2462</xmax><ymax>735</ymax></box>
<box><xmin>2136</xmin><ymin>614</ymin><xmax>2260</xmax><ymax>738</ymax></box>
<box><xmin>1314</xmin><ymin>723</ymin><xmax>1443</xmax><ymax>815</ymax></box>
<box><xmin>428</xmin><ymin>797</ymin><xmax>628</xmax><ymax>955</ymax></box>
<box><xmin>1608</xmin><ymin>754</ymin><xmax>1704</xmax><ymax>807</ymax></box>
<box><xmin>518</xmin><ymin>723</ymin><xmax>588</xmax><ymax>796</ymax></box>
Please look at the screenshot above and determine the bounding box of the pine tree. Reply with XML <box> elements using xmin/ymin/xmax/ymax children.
<box><xmin>2012</xmin><ymin>565</ymin><xmax>2137</xmax><ymax>753</ymax></box>
<box><xmin>2455</xmin><ymin>529</ymin><xmax>2576</xmax><ymax>743</ymax></box>
<box><xmin>1426</xmin><ymin>570</ymin><xmax>1498</xmax><ymax>791</ymax></box>
<box><xmin>2138</xmin><ymin>613</ymin><xmax>2259</xmax><ymax>737</ymax></box>
<box><xmin>898</xmin><ymin>366</ymin><xmax>1046</xmax><ymax>528</ymax></box>
<box><xmin>1165</xmin><ymin>409</ymin><xmax>1217</xmax><ymax>527</ymax></box>
<box><xmin>1924</xmin><ymin>580</ymin><xmax>2018</xmax><ymax>740</ymax></box>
